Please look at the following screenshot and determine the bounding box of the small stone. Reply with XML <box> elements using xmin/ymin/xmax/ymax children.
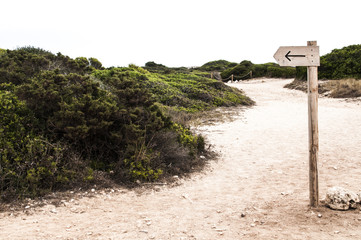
<box><xmin>333</xmin><ymin>166</ymin><xmax>338</xmax><ymax>170</ymax></box>
<box><xmin>50</xmin><ymin>208</ymin><xmax>57</xmax><ymax>214</ymax></box>
<box><xmin>25</xmin><ymin>205</ymin><xmax>30</xmax><ymax>209</ymax></box>
<box><xmin>250</xmin><ymin>223</ymin><xmax>256</xmax><ymax>227</ymax></box>
<box><xmin>334</xmin><ymin>231</ymin><xmax>340</xmax><ymax>234</ymax></box>
<box><xmin>91</xmin><ymin>188</ymin><xmax>95</xmax><ymax>192</ymax></box>
<box><xmin>317</xmin><ymin>214</ymin><xmax>322</xmax><ymax>218</ymax></box>
<box><xmin>217</xmin><ymin>210</ymin><xmax>222</xmax><ymax>213</ymax></box>
<box><xmin>241</xmin><ymin>213</ymin><xmax>246</xmax><ymax>217</ymax></box>
<box><xmin>200</xmin><ymin>155</ymin><xmax>206</xmax><ymax>159</ymax></box>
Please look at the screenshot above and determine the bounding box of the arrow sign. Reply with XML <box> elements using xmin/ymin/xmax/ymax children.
<box><xmin>274</xmin><ymin>46</ymin><xmax>320</xmax><ymax>67</ymax></box>
<box><xmin>285</xmin><ymin>51</ymin><xmax>305</xmax><ymax>61</ymax></box>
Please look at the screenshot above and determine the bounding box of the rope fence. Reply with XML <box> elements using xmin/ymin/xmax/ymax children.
<box><xmin>217</xmin><ymin>71</ymin><xmax>253</xmax><ymax>82</ymax></box>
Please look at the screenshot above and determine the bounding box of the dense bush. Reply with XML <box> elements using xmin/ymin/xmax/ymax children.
<box><xmin>319</xmin><ymin>45</ymin><xmax>361</xmax><ymax>79</ymax></box>
<box><xmin>0</xmin><ymin>47</ymin><xmax>252</xmax><ymax>200</ymax></box>
<box><xmin>0</xmin><ymin>88</ymin><xmax>90</xmax><ymax>199</ymax></box>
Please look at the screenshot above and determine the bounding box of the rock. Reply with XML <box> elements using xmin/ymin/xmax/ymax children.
<box><xmin>325</xmin><ymin>187</ymin><xmax>360</xmax><ymax>210</ymax></box>
<box><xmin>241</xmin><ymin>213</ymin><xmax>246</xmax><ymax>218</ymax></box>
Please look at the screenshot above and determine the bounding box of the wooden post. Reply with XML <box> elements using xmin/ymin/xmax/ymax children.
<box><xmin>307</xmin><ymin>41</ymin><xmax>319</xmax><ymax>207</ymax></box>
<box><xmin>250</xmin><ymin>71</ymin><xmax>253</xmax><ymax>79</ymax></box>
<box><xmin>231</xmin><ymin>74</ymin><xmax>234</xmax><ymax>83</ymax></box>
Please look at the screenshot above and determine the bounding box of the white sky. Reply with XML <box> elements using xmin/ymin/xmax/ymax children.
<box><xmin>1</xmin><ymin>0</ymin><xmax>360</xmax><ymax>67</ymax></box>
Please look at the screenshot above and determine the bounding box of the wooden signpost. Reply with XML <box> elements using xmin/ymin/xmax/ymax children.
<box><xmin>274</xmin><ymin>41</ymin><xmax>320</xmax><ymax>207</ymax></box>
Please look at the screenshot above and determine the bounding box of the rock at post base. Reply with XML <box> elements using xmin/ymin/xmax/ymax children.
<box><xmin>325</xmin><ymin>187</ymin><xmax>360</xmax><ymax>210</ymax></box>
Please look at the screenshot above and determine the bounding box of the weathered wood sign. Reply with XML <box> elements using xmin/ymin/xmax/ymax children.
<box><xmin>274</xmin><ymin>41</ymin><xmax>320</xmax><ymax>207</ymax></box>
<box><xmin>273</xmin><ymin>46</ymin><xmax>320</xmax><ymax>67</ymax></box>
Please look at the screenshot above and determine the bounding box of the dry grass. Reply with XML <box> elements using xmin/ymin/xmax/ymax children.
<box><xmin>324</xmin><ymin>79</ymin><xmax>361</xmax><ymax>98</ymax></box>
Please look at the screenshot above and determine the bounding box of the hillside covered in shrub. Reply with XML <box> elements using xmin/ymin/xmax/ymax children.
<box><xmin>196</xmin><ymin>60</ymin><xmax>238</xmax><ymax>72</ymax></box>
<box><xmin>221</xmin><ymin>60</ymin><xmax>296</xmax><ymax>80</ymax></box>
<box><xmin>0</xmin><ymin>47</ymin><xmax>252</xmax><ymax>200</ymax></box>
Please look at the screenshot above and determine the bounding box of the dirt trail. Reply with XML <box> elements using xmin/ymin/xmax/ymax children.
<box><xmin>1</xmin><ymin>78</ymin><xmax>361</xmax><ymax>240</ymax></box>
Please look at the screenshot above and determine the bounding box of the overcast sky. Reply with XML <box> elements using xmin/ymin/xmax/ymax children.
<box><xmin>1</xmin><ymin>0</ymin><xmax>360</xmax><ymax>67</ymax></box>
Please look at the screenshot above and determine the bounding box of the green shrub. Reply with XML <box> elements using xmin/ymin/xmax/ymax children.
<box><xmin>0</xmin><ymin>90</ymin><xmax>81</xmax><ymax>199</ymax></box>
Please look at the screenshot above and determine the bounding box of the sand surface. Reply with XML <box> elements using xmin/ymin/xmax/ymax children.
<box><xmin>1</xmin><ymin>78</ymin><xmax>361</xmax><ymax>240</ymax></box>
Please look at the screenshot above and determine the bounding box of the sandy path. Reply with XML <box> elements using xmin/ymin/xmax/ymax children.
<box><xmin>1</xmin><ymin>78</ymin><xmax>361</xmax><ymax>240</ymax></box>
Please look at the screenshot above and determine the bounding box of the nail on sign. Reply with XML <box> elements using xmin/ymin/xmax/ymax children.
<box><xmin>273</xmin><ymin>46</ymin><xmax>320</xmax><ymax>67</ymax></box>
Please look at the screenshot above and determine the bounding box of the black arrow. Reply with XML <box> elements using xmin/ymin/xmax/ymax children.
<box><xmin>285</xmin><ymin>51</ymin><xmax>306</xmax><ymax>61</ymax></box>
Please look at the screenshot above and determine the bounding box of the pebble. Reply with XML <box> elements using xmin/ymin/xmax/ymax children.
<box><xmin>317</xmin><ymin>214</ymin><xmax>322</xmax><ymax>218</ymax></box>
<box><xmin>241</xmin><ymin>213</ymin><xmax>246</xmax><ymax>217</ymax></box>
<box><xmin>250</xmin><ymin>223</ymin><xmax>256</xmax><ymax>227</ymax></box>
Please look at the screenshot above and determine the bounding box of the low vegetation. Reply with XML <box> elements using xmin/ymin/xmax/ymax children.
<box><xmin>0</xmin><ymin>47</ymin><xmax>252</xmax><ymax>201</ymax></box>
<box><xmin>324</xmin><ymin>79</ymin><xmax>361</xmax><ymax>98</ymax></box>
